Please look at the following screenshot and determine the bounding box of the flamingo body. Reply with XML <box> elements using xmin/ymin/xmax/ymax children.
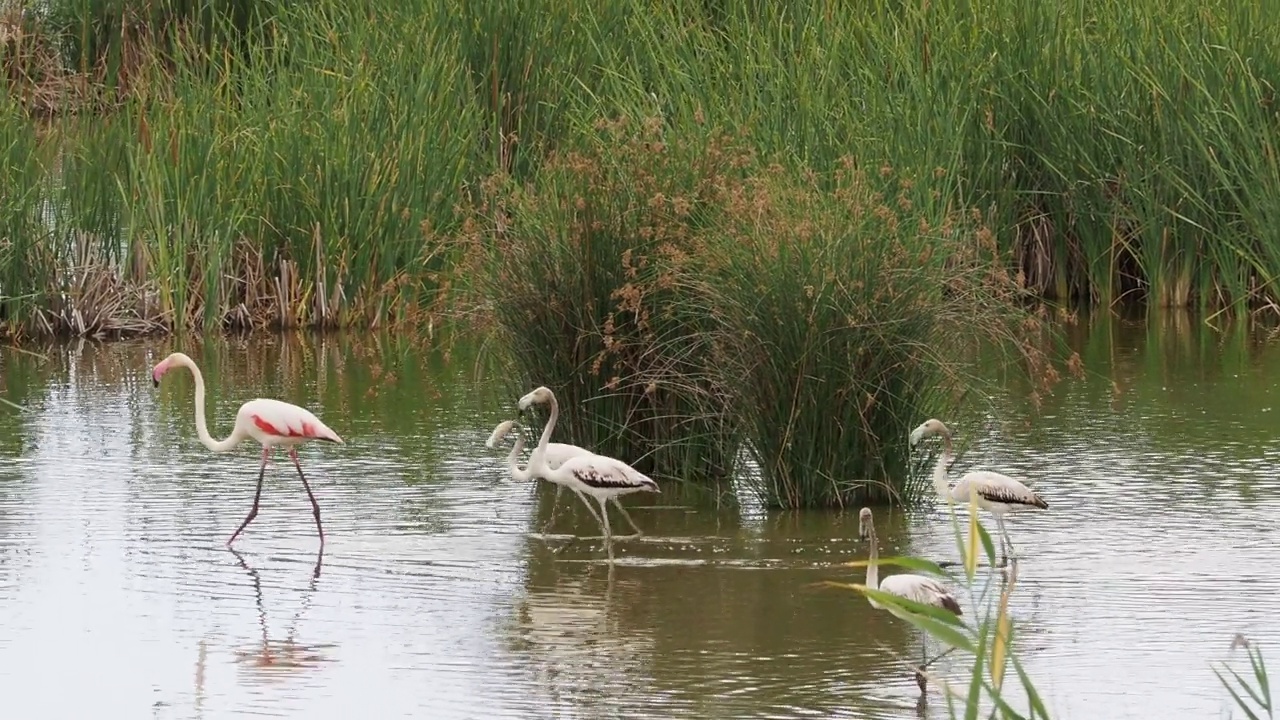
<box><xmin>950</xmin><ymin>469</ymin><xmax>1048</xmax><ymax>513</ymax></box>
<box><xmin>486</xmin><ymin>417</ymin><xmax>648</xmax><ymax>535</ymax></box>
<box><xmin>555</xmin><ymin>453</ymin><xmax>660</xmax><ymax>496</ymax></box>
<box><xmin>151</xmin><ymin>352</ymin><xmax>342</xmax><ymax>547</ymax></box>
<box><xmin>876</xmin><ymin>574</ymin><xmax>963</xmax><ymax>616</ymax></box>
<box><xmin>238</xmin><ymin>398</ymin><xmax>343</xmax><ymax>448</ymax></box>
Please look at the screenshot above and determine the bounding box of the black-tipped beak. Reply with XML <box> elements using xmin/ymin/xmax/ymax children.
<box><xmin>152</xmin><ymin>378</ymin><xmax>159</xmax><ymax>388</ymax></box>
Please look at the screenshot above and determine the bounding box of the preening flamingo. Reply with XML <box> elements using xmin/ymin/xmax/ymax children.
<box><xmin>910</xmin><ymin>418</ymin><xmax>1047</xmax><ymax>562</ymax></box>
<box><xmin>858</xmin><ymin>506</ymin><xmax>962</xmax><ymax>693</ymax></box>
<box><xmin>518</xmin><ymin>386</ymin><xmax>659</xmax><ymax>555</ymax></box>
<box><xmin>151</xmin><ymin>352</ymin><xmax>344</xmax><ymax>547</ymax></box>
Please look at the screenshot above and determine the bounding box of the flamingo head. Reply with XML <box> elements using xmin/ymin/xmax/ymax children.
<box><xmin>485</xmin><ymin>420</ymin><xmax>517</xmax><ymax>449</ymax></box>
<box><xmin>151</xmin><ymin>352</ymin><xmax>190</xmax><ymax>387</ymax></box>
<box><xmin>857</xmin><ymin>507</ymin><xmax>874</xmax><ymax>539</ymax></box>
<box><xmin>517</xmin><ymin>386</ymin><xmax>555</xmax><ymax>412</ymax></box>
<box><xmin>909</xmin><ymin>418</ymin><xmax>951</xmax><ymax>447</ymax></box>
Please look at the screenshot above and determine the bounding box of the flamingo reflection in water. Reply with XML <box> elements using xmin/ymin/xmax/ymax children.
<box><xmin>228</xmin><ymin>549</ymin><xmax>336</xmax><ymax>680</ymax></box>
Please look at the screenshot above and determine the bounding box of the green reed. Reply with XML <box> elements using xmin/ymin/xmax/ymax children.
<box><xmin>33</xmin><ymin>0</ymin><xmax>485</xmax><ymax>334</ymax></box>
<box><xmin>0</xmin><ymin>98</ymin><xmax>55</xmax><ymax>340</ymax></box>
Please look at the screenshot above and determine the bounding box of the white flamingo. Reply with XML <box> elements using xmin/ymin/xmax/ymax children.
<box><xmin>910</xmin><ymin>418</ymin><xmax>1047</xmax><ymax>562</ymax></box>
<box><xmin>485</xmin><ymin>419</ymin><xmax>643</xmax><ymax>536</ymax></box>
<box><xmin>518</xmin><ymin>386</ymin><xmax>660</xmax><ymax>556</ymax></box>
<box><xmin>858</xmin><ymin>506</ymin><xmax>962</xmax><ymax>693</ymax></box>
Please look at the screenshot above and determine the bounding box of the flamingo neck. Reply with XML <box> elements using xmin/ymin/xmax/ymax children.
<box><xmin>932</xmin><ymin>434</ymin><xmax>954</xmax><ymax>500</ymax></box>
<box><xmin>507</xmin><ymin>432</ymin><xmax>531</xmax><ymax>481</ymax></box>
<box><xmin>866</xmin><ymin>524</ymin><xmax>882</xmax><ymax>607</ymax></box>
<box><xmin>173</xmin><ymin>354</ymin><xmax>244</xmax><ymax>453</ymax></box>
<box><xmin>528</xmin><ymin>392</ymin><xmax>559</xmax><ymax>475</ymax></box>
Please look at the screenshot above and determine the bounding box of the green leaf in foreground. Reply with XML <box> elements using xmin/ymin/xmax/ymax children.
<box><xmin>839</xmin><ymin>555</ymin><xmax>952</xmax><ymax>578</ymax></box>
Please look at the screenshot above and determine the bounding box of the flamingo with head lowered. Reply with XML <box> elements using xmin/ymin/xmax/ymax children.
<box><xmin>151</xmin><ymin>352</ymin><xmax>344</xmax><ymax>547</ymax></box>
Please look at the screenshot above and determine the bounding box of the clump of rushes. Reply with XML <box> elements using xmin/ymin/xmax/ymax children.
<box><xmin>706</xmin><ymin>158</ymin><xmax>1051</xmax><ymax>508</ymax></box>
<box><xmin>474</xmin><ymin>117</ymin><xmax>744</xmax><ymax>490</ymax></box>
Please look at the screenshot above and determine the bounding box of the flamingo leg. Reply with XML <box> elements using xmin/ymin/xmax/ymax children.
<box><xmin>289</xmin><ymin>447</ymin><xmax>325</xmax><ymax>547</ymax></box>
<box><xmin>542</xmin><ymin>484</ymin><xmax>567</xmax><ymax>531</ymax></box>
<box><xmin>228</xmin><ymin>446</ymin><xmax>271</xmax><ymax>546</ymax></box>
<box><xmin>610</xmin><ymin>498</ymin><xmax>644</xmax><ymax>538</ymax></box>
<box><xmin>995</xmin><ymin>515</ymin><xmax>1015</xmax><ymax>562</ymax></box>
<box><xmin>596</xmin><ymin>496</ymin><xmax>614</xmax><ymax>562</ymax></box>
<box><xmin>920</xmin><ymin>646</ymin><xmax>956</xmax><ymax>671</ymax></box>
<box><xmin>573</xmin><ymin>488</ymin><xmax>603</xmax><ymax>525</ymax></box>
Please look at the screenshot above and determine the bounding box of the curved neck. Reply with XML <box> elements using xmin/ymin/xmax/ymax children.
<box><xmin>174</xmin><ymin>354</ymin><xmax>243</xmax><ymax>452</ymax></box>
<box><xmin>528</xmin><ymin>392</ymin><xmax>560</xmax><ymax>474</ymax></box>
<box><xmin>507</xmin><ymin>432</ymin><xmax>532</xmax><ymax>481</ymax></box>
<box><xmin>932</xmin><ymin>434</ymin><xmax>954</xmax><ymax>499</ymax></box>
<box><xmin>866</xmin><ymin>524</ymin><xmax>879</xmax><ymax>590</ymax></box>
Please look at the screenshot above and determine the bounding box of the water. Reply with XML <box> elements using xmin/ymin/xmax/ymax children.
<box><xmin>0</xmin><ymin>318</ymin><xmax>1275</xmax><ymax>719</ymax></box>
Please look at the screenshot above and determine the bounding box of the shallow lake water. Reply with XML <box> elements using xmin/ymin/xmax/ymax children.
<box><xmin>0</xmin><ymin>317</ymin><xmax>1277</xmax><ymax>719</ymax></box>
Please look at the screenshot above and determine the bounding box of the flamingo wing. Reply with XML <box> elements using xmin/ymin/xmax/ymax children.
<box><xmin>544</xmin><ymin>442</ymin><xmax>592</xmax><ymax>470</ymax></box>
<box><xmin>962</xmin><ymin>470</ymin><xmax>1047</xmax><ymax>509</ymax></box>
<box><xmin>879</xmin><ymin>573</ymin><xmax>962</xmax><ymax>615</ymax></box>
<box><xmin>240</xmin><ymin>398</ymin><xmax>343</xmax><ymax>444</ymax></box>
<box><xmin>559</xmin><ymin>453</ymin><xmax>660</xmax><ymax>493</ymax></box>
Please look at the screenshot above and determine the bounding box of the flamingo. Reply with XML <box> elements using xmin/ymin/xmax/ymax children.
<box><xmin>151</xmin><ymin>351</ymin><xmax>344</xmax><ymax>547</ymax></box>
<box><xmin>858</xmin><ymin>506</ymin><xmax>962</xmax><ymax>693</ymax></box>
<box><xmin>910</xmin><ymin>418</ymin><xmax>1047</xmax><ymax>562</ymax></box>
<box><xmin>502</xmin><ymin>388</ymin><xmax>648</xmax><ymax>538</ymax></box>
<box><xmin>485</xmin><ymin>419</ymin><xmax>605</xmax><ymax>531</ymax></box>
<box><xmin>517</xmin><ymin>386</ymin><xmax>660</xmax><ymax>555</ymax></box>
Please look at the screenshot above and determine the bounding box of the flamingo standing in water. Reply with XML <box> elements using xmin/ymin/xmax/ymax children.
<box><xmin>517</xmin><ymin>386</ymin><xmax>659</xmax><ymax>555</ymax></box>
<box><xmin>858</xmin><ymin>506</ymin><xmax>962</xmax><ymax>693</ymax></box>
<box><xmin>486</xmin><ymin>419</ymin><xmax>603</xmax><ymax>530</ymax></box>
<box><xmin>910</xmin><ymin>418</ymin><xmax>1047</xmax><ymax>562</ymax></box>
<box><xmin>486</xmin><ymin>419</ymin><xmax>646</xmax><ymax>536</ymax></box>
<box><xmin>151</xmin><ymin>352</ymin><xmax>344</xmax><ymax>547</ymax></box>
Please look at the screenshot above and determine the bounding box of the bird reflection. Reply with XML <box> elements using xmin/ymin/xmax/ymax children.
<box><xmin>228</xmin><ymin>547</ymin><xmax>335</xmax><ymax>681</ymax></box>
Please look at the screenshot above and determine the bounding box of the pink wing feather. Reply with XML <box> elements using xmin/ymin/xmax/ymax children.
<box><xmin>239</xmin><ymin>398</ymin><xmax>343</xmax><ymax>443</ymax></box>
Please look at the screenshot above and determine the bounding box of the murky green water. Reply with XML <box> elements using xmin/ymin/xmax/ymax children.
<box><xmin>0</xmin><ymin>317</ymin><xmax>1275</xmax><ymax>719</ymax></box>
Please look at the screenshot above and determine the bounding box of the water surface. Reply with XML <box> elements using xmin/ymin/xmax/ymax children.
<box><xmin>0</xmin><ymin>320</ymin><xmax>1274</xmax><ymax>719</ymax></box>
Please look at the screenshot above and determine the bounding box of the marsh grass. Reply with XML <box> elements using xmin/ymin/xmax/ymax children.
<box><xmin>474</xmin><ymin>115</ymin><xmax>1059</xmax><ymax>505</ymax></box>
<box><xmin>13</xmin><ymin>0</ymin><xmax>484</xmax><ymax>337</ymax></box>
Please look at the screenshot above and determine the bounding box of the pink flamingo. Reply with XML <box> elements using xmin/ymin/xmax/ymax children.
<box><xmin>151</xmin><ymin>352</ymin><xmax>344</xmax><ymax>547</ymax></box>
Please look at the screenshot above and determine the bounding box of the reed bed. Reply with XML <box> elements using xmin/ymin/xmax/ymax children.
<box><xmin>473</xmin><ymin>116</ymin><xmax>1051</xmax><ymax>504</ymax></box>
<box><xmin>1</xmin><ymin>0</ymin><xmax>1274</xmax><ymax>502</ymax></box>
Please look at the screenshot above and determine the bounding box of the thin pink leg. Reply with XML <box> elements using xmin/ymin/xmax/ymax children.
<box><xmin>289</xmin><ymin>447</ymin><xmax>325</xmax><ymax>547</ymax></box>
<box><xmin>229</xmin><ymin>446</ymin><xmax>271</xmax><ymax>546</ymax></box>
